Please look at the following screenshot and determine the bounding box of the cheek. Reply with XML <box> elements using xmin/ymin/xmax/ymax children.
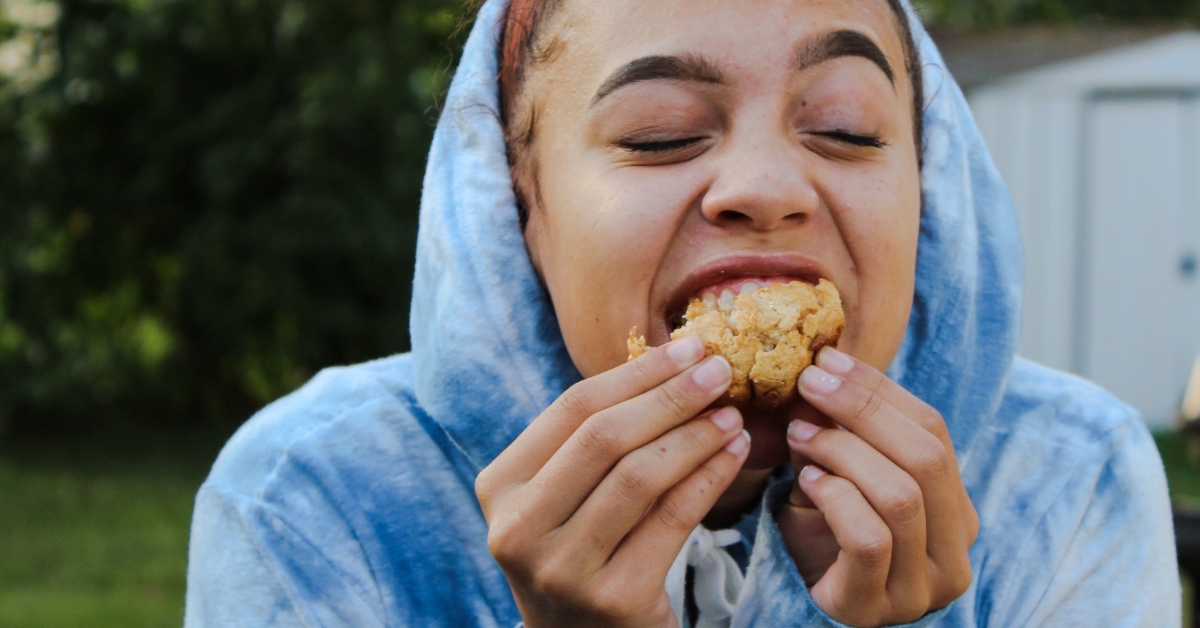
<box><xmin>534</xmin><ymin>162</ymin><xmax>695</xmax><ymax>376</ymax></box>
<box><xmin>823</xmin><ymin>165</ymin><xmax>920</xmax><ymax>370</ymax></box>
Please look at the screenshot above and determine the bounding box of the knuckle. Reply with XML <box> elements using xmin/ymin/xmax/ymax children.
<box><xmin>486</xmin><ymin>520</ymin><xmax>523</xmax><ymax>567</ymax></box>
<box><xmin>880</xmin><ymin>480</ymin><xmax>924</xmax><ymax>526</ymax></box>
<box><xmin>656</xmin><ymin>490</ymin><xmax>699</xmax><ymax>533</ymax></box>
<box><xmin>817</xmin><ymin>475</ymin><xmax>858</xmax><ymax>505</ymax></box>
<box><xmin>530</xmin><ymin>567</ymin><xmax>564</xmax><ymax>600</ymax></box>
<box><xmin>832</xmin><ymin>599</ymin><xmax>884</xmax><ymax>628</ymax></box>
<box><xmin>912</xmin><ymin>451</ymin><xmax>950</xmax><ymax>487</ymax></box>
<box><xmin>681</xmin><ymin>419</ymin><xmax>714</xmax><ymax>450</ymax></box>
<box><xmin>631</xmin><ymin>352</ymin><xmax>663</xmax><ymax>383</ymax></box>
<box><xmin>965</xmin><ymin>505</ymin><xmax>981</xmax><ymax>545</ymax></box>
<box><xmin>531</xmin><ymin>555</ymin><xmax>580</xmax><ymax>601</ymax></box>
<box><xmin>940</xmin><ymin>555</ymin><xmax>974</xmax><ymax>602</ymax></box>
<box><xmin>850</xmin><ymin>528</ymin><xmax>893</xmax><ymax>568</ymax></box>
<box><xmin>557</xmin><ymin>383</ymin><xmax>599</xmax><ymax>420</ymax></box>
<box><xmin>862</xmin><ymin>366</ymin><xmax>889</xmax><ymax>397</ymax></box>
<box><xmin>808</xmin><ymin>428</ymin><xmax>847</xmax><ymax>460</ymax></box>
<box><xmin>691</xmin><ymin>460</ymin><xmax>728</xmax><ymax>495</ymax></box>
<box><xmin>656</xmin><ymin>379</ymin><xmax>694</xmax><ymax>417</ymax></box>
<box><xmin>592</xmin><ymin>584</ymin><xmax>640</xmax><ymax>622</ymax></box>
<box><xmin>852</xmin><ymin>387</ymin><xmax>886</xmax><ymax>423</ymax></box>
<box><xmin>909</xmin><ymin>436</ymin><xmax>952</xmax><ymax>482</ymax></box>
<box><xmin>474</xmin><ymin>467</ymin><xmax>495</xmax><ymax>507</ymax></box>
<box><xmin>612</xmin><ymin>458</ymin><xmax>656</xmax><ymax>502</ymax></box>
<box><xmin>577</xmin><ymin>418</ymin><xmax>623</xmax><ymax>463</ymax></box>
<box><xmin>888</xmin><ymin>593</ymin><xmax>930</xmax><ymax>625</ymax></box>
<box><xmin>912</xmin><ymin>405</ymin><xmax>951</xmax><ymax>439</ymax></box>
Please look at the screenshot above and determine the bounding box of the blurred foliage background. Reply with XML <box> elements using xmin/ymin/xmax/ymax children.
<box><xmin>1</xmin><ymin>0</ymin><xmax>1200</xmax><ymax>625</ymax></box>
<box><xmin>0</xmin><ymin>0</ymin><xmax>473</xmax><ymax>441</ymax></box>
<box><xmin>915</xmin><ymin>0</ymin><xmax>1200</xmax><ymax>29</ymax></box>
<box><xmin>2</xmin><ymin>0</ymin><xmax>1200</xmax><ymax>443</ymax></box>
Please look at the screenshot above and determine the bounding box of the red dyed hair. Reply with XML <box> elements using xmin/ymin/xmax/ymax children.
<box><xmin>497</xmin><ymin>0</ymin><xmax>558</xmax><ymax>134</ymax></box>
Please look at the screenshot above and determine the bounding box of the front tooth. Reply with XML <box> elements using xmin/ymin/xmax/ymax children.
<box><xmin>718</xmin><ymin>289</ymin><xmax>735</xmax><ymax>312</ymax></box>
<box><xmin>702</xmin><ymin>291</ymin><xmax>718</xmax><ymax>309</ymax></box>
<box><xmin>739</xmin><ymin>281</ymin><xmax>761</xmax><ymax>295</ymax></box>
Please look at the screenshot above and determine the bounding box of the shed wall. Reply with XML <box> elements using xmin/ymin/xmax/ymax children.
<box><xmin>967</xmin><ymin>48</ymin><xmax>1200</xmax><ymax>428</ymax></box>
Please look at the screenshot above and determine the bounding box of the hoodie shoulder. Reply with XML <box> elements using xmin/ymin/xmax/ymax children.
<box><xmin>202</xmin><ymin>353</ymin><xmax>450</xmax><ymax>496</ymax></box>
<box><xmin>955</xmin><ymin>357</ymin><xmax>1177</xmax><ymax>626</ymax></box>
<box><xmin>189</xmin><ymin>354</ymin><xmax>521</xmax><ymax>626</ymax></box>
<box><xmin>991</xmin><ymin>357</ymin><xmax>1143</xmax><ymax>448</ymax></box>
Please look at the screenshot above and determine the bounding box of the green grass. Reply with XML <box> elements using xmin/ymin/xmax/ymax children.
<box><xmin>0</xmin><ymin>433</ymin><xmax>220</xmax><ymax>628</ymax></box>
<box><xmin>1155</xmin><ymin>430</ymin><xmax>1200</xmax><ymax>506</ymax></box>
<box><xmin>1152</xmin><ymin>430</ymin><xmax>1198</xmax><ymax>626</ymax></box>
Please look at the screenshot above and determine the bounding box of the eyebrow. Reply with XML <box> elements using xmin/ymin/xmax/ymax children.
<box><xmin>591</xmin><ymin>53</ymin><xmax>724</xmax><ymax>106</ymax></box>
<box><xmin>795</xmin><ymin>29</ymin><xmax>894</xmax><ymax>86</ymax></box>
<box><xmin>591</xmin><ymin>29</ymin><xmax>895</xmax><ymax>107</ymax></box>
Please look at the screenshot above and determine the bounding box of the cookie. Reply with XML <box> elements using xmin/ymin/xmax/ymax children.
<box><xmin>628</xmin><ymin>279</ymin><xmax>844</xmax><ymax>410</ymax></box>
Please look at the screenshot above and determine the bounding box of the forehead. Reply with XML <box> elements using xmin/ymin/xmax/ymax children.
<box><xmin>548</xmin><ymin>0</ymin><xmax>908</xmax><ymax>86</ymax></box>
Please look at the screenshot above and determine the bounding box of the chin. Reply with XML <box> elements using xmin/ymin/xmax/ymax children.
<box><xmin>739</xmin><ymin>406</ymin><xmax>796</xmax><ymax>470</ymax></box>
<box><xmin>739</xmin><ymin>399</ymin><xmax>829</xmax><ymax>471</ymax></box>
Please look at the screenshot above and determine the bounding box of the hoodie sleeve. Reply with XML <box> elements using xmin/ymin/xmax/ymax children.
<box><xmin>731</xmin><ymin>479</ymin><xmax>953</xmax><ymax>628</ymax></box>
<box><xmin>184</xmin><ymin>486</ymin><xmax>386</xmax><ymax>628</ymax></box>
<box><xmin>992</xmin><ymin>419</ymin><xmax>1181</xmax><ymax>628</ymax></box>
<box><xmin>733</xmin><ymin>416</ymin><xmax>1182</xmax><ymax>628</ymax></box>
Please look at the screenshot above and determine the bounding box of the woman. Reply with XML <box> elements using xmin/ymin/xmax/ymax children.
<box><xmin>185</xmin><ymin>0</ymin><xmax>1181</xmax><ymax>626</ymax></box>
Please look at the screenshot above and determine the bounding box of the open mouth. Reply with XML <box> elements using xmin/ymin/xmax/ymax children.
<box><xmin>672</xmin><ymin>275</ymin><xmax>818</xmax><ymax>328</ymax></box>
<box><xmin>637</xmin><ymin>276</ymin><xmax>845</xmax><ymax>411</ymax></box>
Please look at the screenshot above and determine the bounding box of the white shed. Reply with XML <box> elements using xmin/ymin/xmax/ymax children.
<box><xmin>940</xmin><ymin>30</ymin><xmax>1200</xmax><ymax>427</ymax></box>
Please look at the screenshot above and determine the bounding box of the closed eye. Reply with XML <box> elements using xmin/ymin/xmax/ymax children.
<box><xmin>816</xmin><ymin>130</ymin><xmax>886</xmax><ymax>148</ymax></box>
<box><xmin>619</xmin><ymin>137</ymin><xmax>704</xmax><ymax>154</ymax></box>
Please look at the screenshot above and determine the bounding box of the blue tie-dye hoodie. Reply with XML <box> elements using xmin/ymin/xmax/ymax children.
<box><xmin>184</xmin><ymin>1</ymin><xmax>1182</xmax><ymax>625</ymax></box>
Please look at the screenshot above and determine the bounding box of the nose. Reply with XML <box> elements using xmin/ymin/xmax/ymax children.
<box><xmin>700</xmin><ymin>135</ymin><xmax>818</xmax><ymax>232</ymax></box>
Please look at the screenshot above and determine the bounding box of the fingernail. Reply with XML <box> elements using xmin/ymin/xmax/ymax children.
<box><xmin>787</xmin><ymin>419</ymin><xmax>820</xmax><ymax>443</ymax></box>
<box><xmin>800</xmin><ymin>465</ymin><xmax>827</xmax><ymax>482</ymax></box>
<box><xmin>724</xmin><ymin>429</ymin><xmax>751</xmax><ymax>455</ymax></box>
<box><xmin>693</xmin><ymin>356</ymin><xmax>732</xmax><ymax>391</ymax></box>
<box><xmin>710</xmin><ymin>407</ymin><xmax>741</xmax><ymax>432</ymax></box>
<box><xmin>666</xmin><ymin>335</ymin><xmax>704</xmax><ymax>365</ymax></box>
<box><xmin>800</xmin><ymin>366</ymin><xmax>841</xmax><ymax>395</ymax></box>
<box><xmin>818</xmin><ymin>347</ymin><xmax>854</xmax><ymax>376</ymax></box>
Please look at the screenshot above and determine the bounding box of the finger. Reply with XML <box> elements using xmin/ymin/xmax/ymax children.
<box><xmin>524</xmin><ymin>355</ymin><xmax>733</xmax><ymax>530</ymax></box>
<box><xmin>808</xmin><ymin>349</ymin><xmax>977</xmax><ymax>603</ymax></box>
<box><xmin>787</xmin><ymin>421</ymin><xmax>929</xmax><ymax>604</ymax></box>
<box><xmin>814</xmin><ymin>348</ymin><xmax>976</xmax><ymax>538</ymax></box>
<box><xmin>811</xmin><ymin>347</ymin><xmax>975</xmax><ymax>524</ymax></box>
<box><xmin>798</xmin><ymin>362</ymin><xmax>972</xmax><ymax>569</ymax></box>
<box><xmin>815</xmin><ymin>348</ymin><xmax>952</xmax><ymax>451</ymax></box>
<box><xmin>798</xmin><ymin>466</ymin><xmax>891</xmax><ymax>625</ymax></box>
<box><xmin>786</xmin><ymin>445</ymin><xmax>816</xmax><ymax>510</ymax></box>
<box><xmin>606</xmin><ymin>430</ymin><xmax>752</xmax><ymax>581</ymax></box>
<box><xmin>779</xmin><ymin>420</ymin><xmax>848</xmax><ymax>587</ymax></box>
<box><xmin>480</xmin><ymin>335</ymin><xmax>706</xmax><ymax>497</ymax></box>
<box><xmin>562</xmin><ymin>407</ymin><xmax>745</xmax><ymax>567</ymax></box>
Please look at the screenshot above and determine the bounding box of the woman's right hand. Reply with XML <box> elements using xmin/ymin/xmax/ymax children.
<box><xmin>475</xmin><ymin>335</ymin><xmax>751</xmax><ymax>628</ymax></box>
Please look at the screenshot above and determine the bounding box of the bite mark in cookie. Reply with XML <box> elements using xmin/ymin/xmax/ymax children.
<box><xmin>628</xmin><ymin>279</ymin><xmax>844</xmax><ymax>410</ymax></box>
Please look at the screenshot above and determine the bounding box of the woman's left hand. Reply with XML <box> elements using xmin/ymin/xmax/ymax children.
<box><xmin>776</xmin><ymin>347</ymin><xmax>979</xmax><ymax>628</ymax></box>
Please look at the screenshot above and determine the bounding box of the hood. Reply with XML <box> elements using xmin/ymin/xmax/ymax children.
<box><xmin>409</xmin><ymin>0</ymin><xmax>1023</xmax><ymax>472</ymax></box>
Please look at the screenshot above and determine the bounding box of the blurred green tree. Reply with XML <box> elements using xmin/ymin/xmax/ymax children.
<box><xmin>0</xmin><ymin>0</ymin><xmax>471</xmax><ymax>437</ymax></box>
<box><xmin>914</xmin><ymin>0</ymin><xmax>1200</xmax><ymax>29</ymax></box>
<box><xmin>1</xmin><ymin>0</ymin><xmax>1196</xmax><ymax>440</ymax></box>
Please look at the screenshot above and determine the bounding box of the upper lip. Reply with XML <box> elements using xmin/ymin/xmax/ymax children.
<box><xmin>660</xmin><ymin>252</ymin><xmax>833</xmax><ymax>327</ymax></box>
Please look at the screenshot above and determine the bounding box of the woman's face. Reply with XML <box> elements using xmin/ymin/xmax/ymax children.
<box><xmin>522</xmin><ymin>0</ymin><xmax>922</xmax><ymax>469</ymax></box>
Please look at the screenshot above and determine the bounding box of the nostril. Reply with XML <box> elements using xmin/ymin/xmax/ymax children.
<box><xmin>715</xmin><ymin>209</ymin><xmax>754</xmax><ymax>224</ymax></box>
